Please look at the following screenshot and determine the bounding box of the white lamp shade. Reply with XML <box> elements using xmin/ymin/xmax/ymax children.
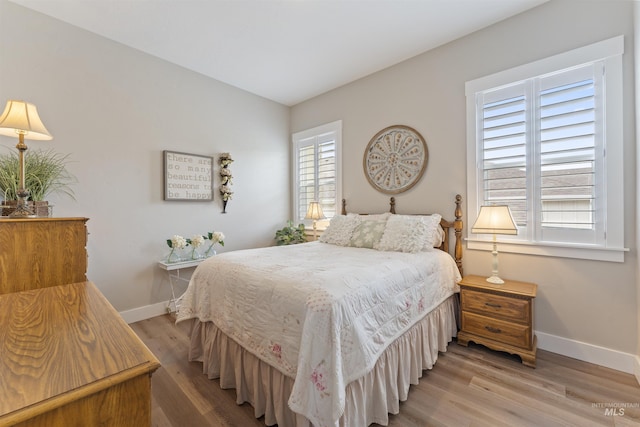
<box><xmin>0</xmin><ymin>100</ymin><xmax>52</xmax><ymax>140</ymax></box>
<box><xmin>472</xmin><ymin>205</ymin><xmax>518</xmax><ymax>235</ymax></box>
<box><xmin>304</xmin><ymin>201</ymin><xmax>326</xmax><ymax>220</ymax></box>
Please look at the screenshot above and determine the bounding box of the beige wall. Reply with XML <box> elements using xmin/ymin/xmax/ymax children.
<box><xmin>0</xmin><ymin>1</ymin><xmax>291</xmax><ymax>312</ymax></box>
<box><xmin>292</xmin><ymin>0</ymin><xmax>638</xmax><ymax>356</ymax></box>
<box><xmin>634</xmin><ymin>0</ymin><xmax>640</xmax><ymax>382</ymax></box>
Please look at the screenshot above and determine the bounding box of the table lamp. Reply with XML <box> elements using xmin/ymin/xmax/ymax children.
<box><xmin>0</xmin><ymin>100</ymin><xmax>53</xmax><ymax>217</ymax></box>
<box><xmin>471</xmin><ymin>205</ymin><xmax>518</xmax><ymax>284</ymax></box>
<box><xmin>305</xmin><ymin>201</ymin><xmax>325</xmax><ymax>241</ymax></box>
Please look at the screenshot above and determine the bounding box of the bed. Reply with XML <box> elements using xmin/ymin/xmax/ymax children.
<box><xmin>176</xmin><ymin>195</ymin><xmax>463</xmax><ymax>427</ymax></box>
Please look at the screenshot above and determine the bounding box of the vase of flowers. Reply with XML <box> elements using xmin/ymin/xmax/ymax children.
<box><xmin>204</xmin><ymin>231</ymin><xmax>225</xmax><ymax>257</ymax></box>
<box><xmin>166</xmin><ymin>235</ymin><xmax>188</xmax><ymax>263</ymax></box>
<box><xmin>188</xmin><ymin>234</ymin><xmax>206</xmax><ymax>260</ymax></box>
<box><xmin>219</xmin><ymin>153</ymin><xmax>233</xmax><ymax>213</ymax></box>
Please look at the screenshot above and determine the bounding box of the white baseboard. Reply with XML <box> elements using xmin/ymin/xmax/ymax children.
<box><xmin>119</xmin><ymin>303</ymin><xmax>638</xmax><ymax>376</ymax></box>
<box><xmin>536</xmin><ymin>331</ymin><xmax>636</xmax><ymax>374</ymax></box>
<box><xmin>119</xmin><ymin>301</ymin><xmax>170</xmax><ymax>324</ymax></box>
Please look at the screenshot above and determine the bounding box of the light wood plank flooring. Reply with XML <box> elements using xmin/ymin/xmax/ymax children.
<box><xmin>130</xmin><ymin>314</ymin><xmax>640</xmax><ymax>427</ymax></box>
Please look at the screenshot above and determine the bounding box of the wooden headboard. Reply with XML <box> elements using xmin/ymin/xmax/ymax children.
<box><xmin>341</xmin><ymin>194</ymin><xmax>463</xmax><ymax>275</ymax></box>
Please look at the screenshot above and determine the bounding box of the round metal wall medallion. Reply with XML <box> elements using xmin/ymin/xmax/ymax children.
<box><xmin>363</xmin><ymin>125</ymin><xmax>428</xmax><ymax>194</ymax></box>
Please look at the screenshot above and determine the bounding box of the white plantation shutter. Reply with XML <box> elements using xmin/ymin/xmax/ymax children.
<box><xmin>467</xmin><ymin>36</ymin><xmax>624</xmax><ymax>261</ymax></box>
<box><xmin>477</xmin><ymin>64</ymin><xmax>602</xmax><ymax>244</ymax></box>
<box><xmin>317</xmin><ymin>139</ymin><xmax>337</xmax><ymax>217</ymax></box>
<box><xmin>480</xmin><ymin>84</ymin><xmax>528</xmax><ymax>228</ymax></box>
<box><xmin>538</xmin><ymin>65</ymin><xmax>601</xmax><ymax>243</ymax></box>
<box><xmin>293</xmin><ymin>121</ymin><xmax>342</xmax><ymax>224</ymax></box>
<box><xmin>297</xmin><ymin>142</ymin><xmax>316</xmax><ymax>221</ymax></box>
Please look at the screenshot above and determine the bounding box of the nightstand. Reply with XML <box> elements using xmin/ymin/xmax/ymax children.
<box><xmin>457</xmin><ymin>275</ymin><xmax>537</xmax><ymax>367</ymax></box>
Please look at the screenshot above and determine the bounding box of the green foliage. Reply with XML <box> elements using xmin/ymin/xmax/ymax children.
<box><xmin>0</xmin><ymin>148</ymin><xmax>76</xmax><ymax>201</ymax></box>
<box><xmin>275</xmin><ymin>220</ymin><xmax>307</xmax><ymax>245</ymax></box>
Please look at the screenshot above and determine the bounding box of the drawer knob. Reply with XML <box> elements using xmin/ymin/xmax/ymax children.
<box><xmin>485</xmin><ymin>326</ymin><xmax>502</xmax><ymax>334</ymax></box>
<box><xmin>485</xmin><ymin>302</ymin><xmax>502</xmax><ymax>309</ymax></box>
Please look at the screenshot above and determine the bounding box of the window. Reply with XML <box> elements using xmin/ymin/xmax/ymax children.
<box><xmin>466</xmin><ymin>36</ymin><xmax>625</xmax><ymax>262</ymax></box>
<box><xmin>292</xmin><ymin>120</ymin><xmax>342</xmax><ymax>225</ymax></box>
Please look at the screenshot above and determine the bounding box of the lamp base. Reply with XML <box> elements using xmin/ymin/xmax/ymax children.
<box><xmin>8</xmin><ymin>198</ymin><xmax>35</xmax><ymax>218</ymax></box>
<box><xmin>9</xmin><ymin>207</ymin><xmax>36</xmax><ymax>218</ymax></box>
<box><xmin>486</xmin><ymin>275</ymin><xmax>505</xmax><ymax>285</ymax></box>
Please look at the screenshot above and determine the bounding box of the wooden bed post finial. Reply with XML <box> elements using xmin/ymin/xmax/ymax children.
<box><xmin>389</xmin><ymin>197</ymin><xmax>396</xmax><ymax>214</ymax></box>
<box><xmin>454</xmin><ymin>194</ymin><xmax>463</xmax><ymax>276</ymax></box>
<box><xmin>341</xmin><ymin>199</ymin><xmax>347</xmax><ymax>215</ymax></box>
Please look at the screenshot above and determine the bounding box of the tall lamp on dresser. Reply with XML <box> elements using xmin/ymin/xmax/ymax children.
<box><xmin>0</xmin><ymin>100</ymin><xmax>53</xmax><ymax>218</ymax></box>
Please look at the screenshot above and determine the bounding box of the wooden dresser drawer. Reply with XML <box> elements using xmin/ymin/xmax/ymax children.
<box><xmin>461</xmin><ymin>311</ymin><xmax>532</xmax><ymax>350</ymax></box>
<box><xmin>461</xmin><ymin>289</ymin><xmax>531</xmax><ymax>324</ymax></box>
<box><xmin>0</xmin><ymin>217</ymin><xmax>89</xmax><ymax>294</ymax></box>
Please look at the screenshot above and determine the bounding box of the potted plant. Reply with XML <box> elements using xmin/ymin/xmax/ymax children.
<box><xmin>274</xmin><ymin>220</ymin><xmax>307</xmax><ymax>245</ymax></box>
<box><xmin>0</xmin><ymin>148</ymin><xmax>76</xmax><ymax>216</ymax></box>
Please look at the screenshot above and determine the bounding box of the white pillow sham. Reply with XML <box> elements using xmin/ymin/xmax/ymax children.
<box><xmin>376</xmin><ymin>214</ymin><xmax>443</xmax><ymax>253</ymax></box>
<box><xmin>318</xmin><ymin>214</ymin><xmax>360</xmax><ymax>246</ymax></box>
<box><xmin>422</xmin><ymin>214</ymin><xmax>444</xmax><ymax>249</ymax></box>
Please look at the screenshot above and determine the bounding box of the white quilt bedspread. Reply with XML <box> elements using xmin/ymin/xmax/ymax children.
<box><xmin>176</xmin><ymin>241</ymin><xmax>461</xmax><ymax>427</ymax></box>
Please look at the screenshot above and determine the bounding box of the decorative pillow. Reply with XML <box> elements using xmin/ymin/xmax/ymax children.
<box><xmin>422</xmin><ymin>213</ymin><xmax>444</xmax><ymax>249</ymax></box>
<box><xmin>348</xmin><ymin>216</ymin><xmax>389</xmax><ymax>249</ymax></box>
<box><xmin>361</xmin><ymin>212</ymin><xmax>392</xmax><ymax>221</ymax></box>
<box><xmin>376</xmin><ymin>215</ymin><xmax>427</xmax><ymax>253</ymax></box>
<box><xmin>318</xmin><ymin>214</ymin><xmax>360</xmax><ymax>246</ymax></box>
<box><xmin>434</xmin><ymin>226</ymin><xmax>446</xmax><ymax>248</ymax></box>
<box><xmin>376</xmin><ymin>214</ymin><xmax>443</xmax><ymax>253</ymax></box>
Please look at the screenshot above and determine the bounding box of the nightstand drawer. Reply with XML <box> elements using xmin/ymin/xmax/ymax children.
<box><xmin>461</xmin><ymin>311</ymin><xmax>532</xmax><ymax>349</ymax></box>
<box><xmin>461</xmin><ymin>289</ymin><xmax>531</xmax><ymax>324</ymax></box>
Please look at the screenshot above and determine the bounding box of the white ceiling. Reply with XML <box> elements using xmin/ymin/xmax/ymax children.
<box><xmin>10</xmin><ymin>0</ymin><xmax>547</xmax><ymax>106</ymax></box>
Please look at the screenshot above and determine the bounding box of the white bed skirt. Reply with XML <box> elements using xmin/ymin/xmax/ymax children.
<box><xmin>187</xmin><ymin>294</ymin><xmax>459</xmax><ymax>427</ymax></box>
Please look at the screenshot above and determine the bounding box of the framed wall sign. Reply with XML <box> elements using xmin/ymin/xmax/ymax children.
<box><xmin>363</xmin><ymin>125</ymin><xmax>428</xmax><ymax>194</ymax></box>
<box><xmin>163</xmin><ymin>150</ymin><xmax>213</xmax><ymax>201</ymax></box>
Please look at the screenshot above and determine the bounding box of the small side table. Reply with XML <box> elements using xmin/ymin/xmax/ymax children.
<box><xmin>457</xmin><ymin>275</ymin><xmax>537</xmax><ymax>367</ymax></box>
<box><xmin>158</xmin><ymin>258</ymin><xmax>207</xmax><ymax>313</ymax></box>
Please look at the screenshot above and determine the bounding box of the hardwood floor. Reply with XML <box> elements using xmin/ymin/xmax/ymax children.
<box><xmin>130</xmin><ymin>314</ymin><xmax>640</xmax><ymax>427</ymax></box>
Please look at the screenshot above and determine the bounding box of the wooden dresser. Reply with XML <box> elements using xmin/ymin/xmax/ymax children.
<box><xmin>457</xmin><ymin>275</ymin><xmax>537</xmax><ymax>367</ymax></box>
<box><xmin>0</xmin><ymin>281</ymin><xmax>160</xmax><ymax>426</ymax></box>
<box><xmin>0</xmin><ymin>217</ymin><xmax>88</xmax><ymax>294</ymax></box>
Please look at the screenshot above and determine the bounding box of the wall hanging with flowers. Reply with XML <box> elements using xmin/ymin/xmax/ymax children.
<box><xmin>219</xmin><ymin>153</ymin><xmax>233</xmax><ymax>213</ymax></box>
<box><xmin>165</xmin><ymin>231</ymin><xmax>225</xmax><ymax>263</ymax></box>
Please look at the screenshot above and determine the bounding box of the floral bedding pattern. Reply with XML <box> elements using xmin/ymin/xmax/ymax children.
<box><xmin>176</xmin><ymin>241</ymin><xmax>461</xmax><ymax>427</ymax></box>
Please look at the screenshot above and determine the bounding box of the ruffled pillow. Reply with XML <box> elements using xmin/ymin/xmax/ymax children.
<box><xmin>361</xmin><ymin>212</ymin><xmax>391</xmax><ymax>221</ymax></box>
<box><xmin>318</xmin><ymin>214</ymin><xmax>360</xmax><ymax>246</ymax></box>
<box><xmin>376</xmin><ymin>214</ymin><xmax>443</xmax><ymax>253</ymax></box>
<box><xmin>422</xmin><ymin>214</ymin><xmax>444</xmax><ymax>249</ymax></box>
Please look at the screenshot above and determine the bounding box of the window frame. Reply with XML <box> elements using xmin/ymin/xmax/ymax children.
<box><xmin>292</xmin><ymin>120</ymin><xmax>342</xmax><ymax>226</ymax></box>
<box><xmin>465</xmin><ymin>36</ymin><xmax>626</xmax><ymax>262</ymax></box>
